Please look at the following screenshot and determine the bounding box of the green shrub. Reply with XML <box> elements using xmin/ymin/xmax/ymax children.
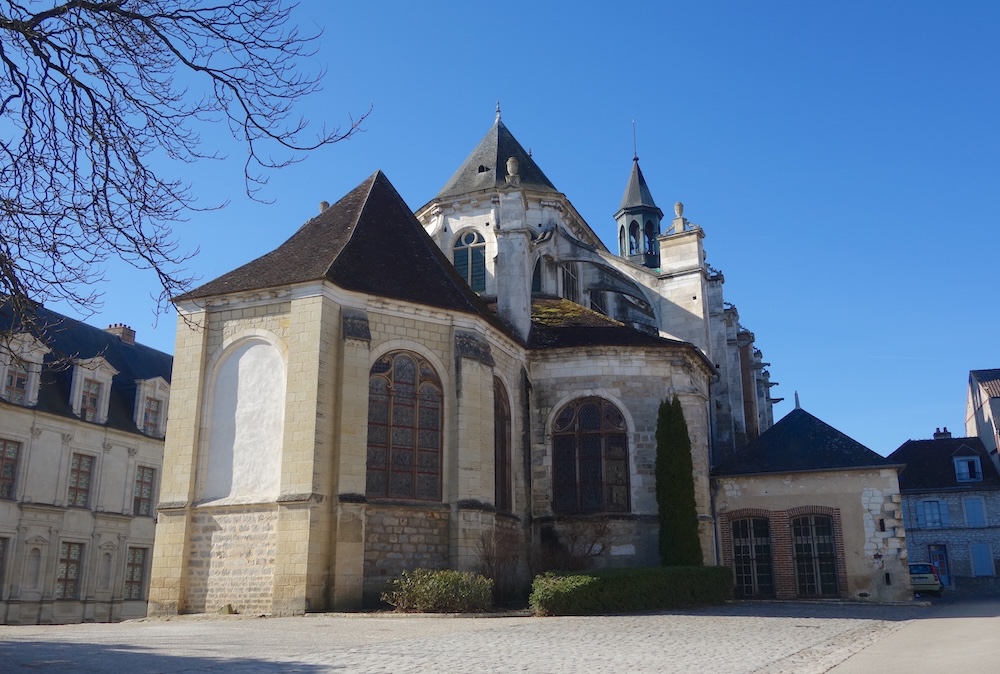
<box><xmin>381</xmin><ymin>568</ymin><xmax>494</xmax><ymax>613</ymax></box>
<box><xmin>529</xmin><ymin>566</ymin><xmax>732</xmax><ymax>616</ymax></box>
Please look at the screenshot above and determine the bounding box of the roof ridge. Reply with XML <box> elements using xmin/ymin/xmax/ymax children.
<box><xmin>320</xmin><ymin>171</ymin><xmax>381</xmax><ymax>279</ymax></box>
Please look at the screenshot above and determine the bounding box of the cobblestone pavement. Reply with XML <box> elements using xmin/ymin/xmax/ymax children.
<box><xmin>0</xmin><ymin>602</ymin><xmax>930</xmax><ymax>674</ymax></box>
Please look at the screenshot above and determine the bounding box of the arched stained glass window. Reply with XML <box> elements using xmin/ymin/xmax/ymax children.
<box><xmin>453</xmin><ymin>230</ymin><xmax>487</xmax><ymax>292</ymax></box>
<box><xmin>494</xmin><ymin>378</ymin><xmax>512</xmax><ymax>512</ymax></box>
<box><xmin>367</xmin><ymin>352</ymin><xmax>442</xmax><ymax>500</ymax></box>
<box><xmin>551</xmin><ymin>397</ymin><xmax>629</xmax><ymax>514</ymax></box>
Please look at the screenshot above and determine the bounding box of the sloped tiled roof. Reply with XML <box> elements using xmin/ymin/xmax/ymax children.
<box><xmin>617</xmin><ymin>157</ymin><xmax>660</xmax><ymax>213</ymax></box>
<box><xmin>433</xmin><ymin>119</ymin><xmax>558</xmax><ymax>200</ymax></box>
<box><xmin>177</xmin><ymin>172</ymin><xmax>500</xmax><ymax>322</ymax></box>
<box><xmin>887</xmin><ymin>436</ymin><xmax>1000</xmax><ymax>492</ymax></box>
<box><xmin>0</xmin><ymin>302</ymin><xmax>173</xmax><ymax>435</ymax></box>
<box><xmin>971</xmin><ymin>369</ymin><xmax>1000</xmax><ymax>399</ymax></box>
<box><xmin>713</xmin><ymin>408</ymin><xmax>895</xmax><ymax>476</ymax></box>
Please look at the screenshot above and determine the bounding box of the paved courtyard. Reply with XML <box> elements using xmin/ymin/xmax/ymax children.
<box><xmin>0</xmin><ymin>598</ymin><xmax>993</xmax><ymax>673</ymax></box>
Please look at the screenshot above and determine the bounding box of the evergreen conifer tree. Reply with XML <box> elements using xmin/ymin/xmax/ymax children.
<box><xmin>655</xmin><ymin>395</ymin><xmax>703</xmax><ymax>566</ymax></box>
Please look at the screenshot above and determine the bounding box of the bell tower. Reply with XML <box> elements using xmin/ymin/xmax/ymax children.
<box><xmin>615</xmin><ymin>154</ymin><xmax>664</xmax><ymax>269</ymax></box>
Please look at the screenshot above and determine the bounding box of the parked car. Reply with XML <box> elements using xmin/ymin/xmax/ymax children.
<box><xmin>909</xmin><ymin>562</ymin><xmax>942</xmax><ymax>597</ymax></box>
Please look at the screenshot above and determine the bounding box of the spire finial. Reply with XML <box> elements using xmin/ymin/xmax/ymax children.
<box><xmin>794</xmin><ymin>391</ymin><xmax>801</xmax><ymax>409</ymax></box>
<box><xmin>632</xmin><ymin>120</ymin><xmax>638</xmax><ymax>161</ymax></box>
<box><xmin>495</xmin><ymin>101</ymin><xmax>501</xmax><ymax>122</ymax></box>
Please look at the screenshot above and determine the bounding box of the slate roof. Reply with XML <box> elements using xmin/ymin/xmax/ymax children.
<box><xmin>887</xmin><ymin>436</ymin><xmax>1000</xmax><ymax>492</ymax></box>
<box><xmin>617</xmin><ymin>157</ymin><xmax>661</xmax><ymax>214</ymax></box>
<box><xmin>433</xmin><ymin>118</ymin><xmax>558</xmax><ymax>200</ymax></box>
<box><xmin>712</xmin><ymin>407</ymin><xmax>896</xmax><ymax>476</ymax></box>
<box><xmin>971</xmin><ymin>369</ymin><xmax>1000</xmax><ymax>399</ymax></box>
<box><xmin>0</xmin><ymin>302</ymin><xmax>173</xmax><ymax>435</ymax></box>
<box><xmin>177</xmin><ymin>172</ymin><xmax>500</xmax><ymax>323</ymax></box>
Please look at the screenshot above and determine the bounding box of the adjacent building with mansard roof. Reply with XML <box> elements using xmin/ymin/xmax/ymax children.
<box><xmin>0</xmin><ymin>303</ymin><xmax>172</xmax><ymax>624</ymax></box>
<box><xmin>148</xmin><ymin>112</ymin><xmax>783</xmax><ymax>615</ymax></box>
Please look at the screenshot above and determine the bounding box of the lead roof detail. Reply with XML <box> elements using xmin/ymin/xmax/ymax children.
<box><xmin>433</xmin><ymin>119</ymin><xmax>558</xmax><ymax>200</ymax></box>
<box><xmin>617</xmin><ymin>157</ymin><xmax>660</xmax><ymax>214</ymax></box>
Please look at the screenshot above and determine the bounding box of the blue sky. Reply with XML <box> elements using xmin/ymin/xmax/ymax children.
<box><xmin>69</xmin><ymin>1</ymin><xmax>999</xmax><ymax>455</ymax></box>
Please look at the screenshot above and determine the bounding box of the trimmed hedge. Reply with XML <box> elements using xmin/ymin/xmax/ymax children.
<box><xmin>529</xmin><ymin>566</ymin><xmax>733</xmax><ymax>616</ymax></box>
<box><xmin>381</xmin><ymin>568</ymin><xmax>494</xmax><ymax>613</ymax></box>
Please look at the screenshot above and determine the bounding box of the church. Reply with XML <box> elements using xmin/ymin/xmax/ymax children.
<box><xmin>147</xmin><ymin>111</ymin><xmax>786</xmax><ymax>614</ymax></box>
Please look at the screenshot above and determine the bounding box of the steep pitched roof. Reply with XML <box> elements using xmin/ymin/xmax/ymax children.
<box><xmin>887</xmin><ymin>436</ymin><xmax>1000</xmax><ymax>492</ymax></box>
<box><xmin>617</xmin><ymin>157</ymin><xmax>660</xmax><ymax>213</ymax></box>
<box><xmin>434</xmin><ymin>119</ymin><xmax>558</xmax><ymax>199</ymax></box>
<box><xmin>713</xmin><ymin>407</ymin><xmax>895</xmax><ymax>476</ymax></box>
<box><xmin>971</xmin><ymin>369</ymin><xmax>1000</xmax><ymax>399</ymax></box>
<box><xmin>177</xmin><ymin>172</ymin><xmax>498</xmax><ymax>319</ymax></box>
<box><xmin>0</xmin><ymin>302</ymin><xmax>173</xmax><ymax>435</ymax></box>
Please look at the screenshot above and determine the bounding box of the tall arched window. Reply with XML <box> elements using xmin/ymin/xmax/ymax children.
<box><xmin>562</xmin><ymin>263</ymin><xmax>579</xmax><ymax>304</ymax></box>
<box><xmin>618</xmin><ymin>226</ymin><xmax>627</xmax><ymax>257</ymax></box>
<box><xmin>494</xmin><ymin>378</ymin><xmax>511</xmax><ymax>512</ymax></box>
<box><xmin>644</xmin><ymin>220</ymin><xmax>657</xmax><ymax>255</ymax></box>
<box><xmin>453</xmin><ymin>230</ymin><xmax>487</xmax><ymax>292</ymax></box>
<box><xmin>731</xmin><ymin>517</ymin><xmax>774</xmax><ymax>598</ymax></box>
<box><xmin>551</xmin><ymin>397</ymin><xmax>629</xmax><ymax>514</ymax></box>
<box><xmin>628</xmin><ymin>221</ymin><xmax>640</xmax><ymax>255</ymax></box>
<box><xmin>792</xmin><ymin>514</ymin><xmax>839</xmax><ymax>597</ymax></box>
<box><xmin>531</xmin><ymin>259</ymin><xmax>542</xmax><ymax>294</ymax></box>
<box><xmin>366</xmin><ymin>352</ymin><xmax>443</xmax><ymax>500</ymax></box>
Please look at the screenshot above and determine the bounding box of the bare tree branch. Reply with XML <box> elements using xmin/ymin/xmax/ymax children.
<box><xmin>0</xmin><ymin>0</ymin><xmax>368</xmax><ymax>346</ymax></box>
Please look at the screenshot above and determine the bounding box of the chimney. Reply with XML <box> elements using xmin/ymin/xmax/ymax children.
<box><xmin>933</xmin><ymin>427</ymin><xmax>952</xmax><ymax>439</ymax></box>
<box><xmin>106</xmin><ymin>323</ymin><xmax>135</xmax><ymax>346</ymax></box>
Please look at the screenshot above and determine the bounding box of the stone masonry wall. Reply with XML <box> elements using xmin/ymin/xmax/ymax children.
<box><xmin>902</xmin><ymin>489</ymin><xmax>1000</xmax><ymax>580</ymax></box>
<box><xmin>363</xmin><ymin>505</ymin><xmax>450</xmax><ymax>605</ymax></box>
<box><xmin>185</xmin><ymin>507</ymin><xmax>278</xmax><ymax>615</ymax></box>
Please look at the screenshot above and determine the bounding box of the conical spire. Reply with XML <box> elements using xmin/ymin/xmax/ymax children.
<box><xmin>618</xmin><ymin>157</ymin><xmax>658</xmax><ymax>213</ymax></box>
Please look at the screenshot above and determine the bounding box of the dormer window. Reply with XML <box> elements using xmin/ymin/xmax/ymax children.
<box><xmin>134</xmin><ymin>377</ymin><xmax>169</xmax><ymax>438</ymax></box>
<box><xmin>0</xmin><ymin>333</ymin><xmax>49</xmax><ymax>407</ymax></box>
<box><xmin>70</xmin><ymin>357</ymin><xmax>118</xmax><ymax>424</ymax></box>
<box><xmin>4</xmin><ymin>367</ymin><xmax>27</xmax><ymax>404</ymax></box>
<box><xmin>80</xmin><ymin>379</ymin><xmax>102</xmax><ymax>421</ymax></box>
<box><xmin>955</xmin><ymin>456</ymin><xmax>983</xmax><ymax>482</ymax></box>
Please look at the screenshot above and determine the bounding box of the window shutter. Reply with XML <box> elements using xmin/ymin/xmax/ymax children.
<box><xmin>965</xmin><ymin>498</ymin><xmax>986</xmax><ymax>527</ymax></box>
<box><xmin>971</xmin><ymin>543</ymin><xmax>994</xmax><ymax>576</ymax></box>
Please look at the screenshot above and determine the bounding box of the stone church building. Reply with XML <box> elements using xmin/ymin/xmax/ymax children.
<box><xmin>148</xmin><ymin>112</ymin><xmax>782</xmax><ymax>614</ymax></box>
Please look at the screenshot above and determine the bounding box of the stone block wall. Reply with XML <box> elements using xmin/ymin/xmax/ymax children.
<box><xmin>362</xmin><ymin>504</ymin><xmax>450</xmax><ymax>605</ymax></box>
<box><xmin>902</xmin><ymin>489</ymin><xmax>1000</xmax><ymax>580</ymax></box>
<box><xmin>184</xmin><ymin>506</ymin><xmax>277</xmax><ymax>615</ymax></box>
<box><xmin>528</xmin><ymin>345</ymin><xmax>715</xmax><ymax>565</ymax></box>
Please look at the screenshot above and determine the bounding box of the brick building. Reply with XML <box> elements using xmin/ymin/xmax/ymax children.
<box><xmin>713</xmin><ymin>405</ymin><xmax>912</xmax><ymax>602</ymax></box>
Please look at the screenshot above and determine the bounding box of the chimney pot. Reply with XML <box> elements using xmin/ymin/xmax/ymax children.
<box><xmin>105</xmin><ymin>324</ymin><xmax>136</xmax><ymax>345</ymax></box>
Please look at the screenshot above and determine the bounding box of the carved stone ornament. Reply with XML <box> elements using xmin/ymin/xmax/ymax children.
<box><xmin>103</xmin><ymin>442</ymin><xmax>113</xmax><ymax>453</ymax></box>
<box><xmin>455</xmin><ymin>331</ymin><xmax>495</xmax><ymax>367</ymax></box>
<box><xmin>31</xmin><ymin>426</ymin><xmax>42</xmax><ymax>438</ymax></box>
<box><xmin>127</xmin><ymin>447</ymin><xmax>138</xmax><ymax>457</ymax></box>
<box><xmin>342</xmin><ymin>309</ymin><xmax>371</xmax><ymax>343</ymax></box>
<box><xmin>61</xmin><ymin>433</ymin><xmax>73</xmax><ymax>445</ymax></box>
